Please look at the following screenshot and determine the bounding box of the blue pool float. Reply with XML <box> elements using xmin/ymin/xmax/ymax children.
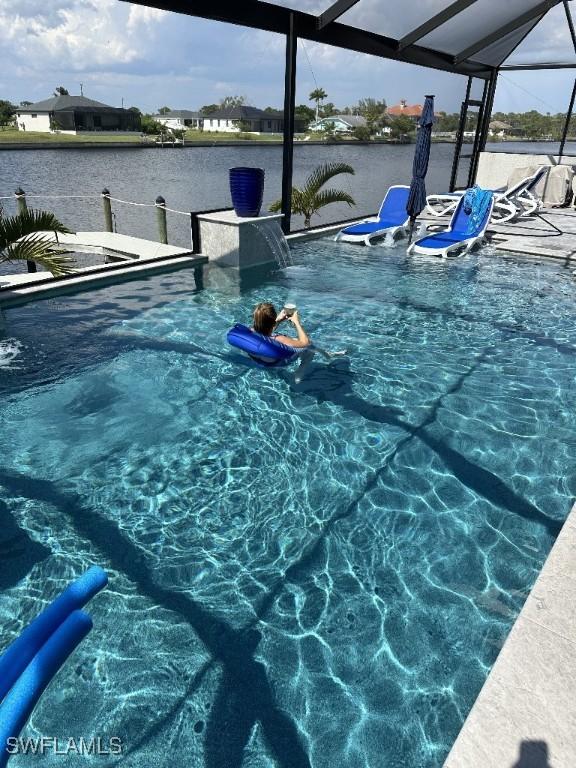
<box><xmin>0</xmin><ymin>612</ymin><xmax>92</xmax><ymax>768</ymax></box>
<box><xmin>227</xmin><ymin>324</ymin><xmax>298</xmax><ymax>366</ymax></box>
<box><xmin>0</xmin><ymin>566</ymin><xmax>108</xmax><ymax>767</ymax></box>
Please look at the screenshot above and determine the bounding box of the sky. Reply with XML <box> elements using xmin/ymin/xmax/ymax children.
<box><xmin>0</xmin><ymin>0</ymin><xmax>575</xmax><ymax>116</ymax></box>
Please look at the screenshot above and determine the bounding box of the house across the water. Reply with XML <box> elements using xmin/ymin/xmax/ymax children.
<box><xmin>309</xmin><ymin>115</ymin><xmax>367</xmax><ymax>133</ymax></box>
<box><xmin>202</xmin><ymin>106</ymin><xmax>306</xmax><ymax>134</ymax></box>
<box><xmin>153</xmin><ymin>110</ymin><xmax>204</xmax><ymax>131</ymax></box>
<box><xmin>15</xmin><ymin>95</ymin><xmax>141</xmax><ymax>134</ymax></box>
<box><xmin>386</xmin><ymin>100</ymin><xmax>423</xmax><ymax>122</ymax></box>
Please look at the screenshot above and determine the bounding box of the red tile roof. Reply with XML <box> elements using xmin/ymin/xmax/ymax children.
<box><xmin>387</xmin><ymin>102</ymin><xmax>423</xmax><ymax>117</ymax></box>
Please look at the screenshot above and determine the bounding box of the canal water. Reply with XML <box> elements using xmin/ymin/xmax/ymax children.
<box><xmin>0</xmin><ymin>140</ymin><xmax>573</xmax><ymax>249</ymax></box>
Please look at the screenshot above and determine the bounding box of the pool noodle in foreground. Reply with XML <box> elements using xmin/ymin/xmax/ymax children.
<box><xmin>0</xmin><ymin>566</ymin><xmax>108</xmax><ymax>766</ymax></box>
<box><xmin>0</xmin><ymin>566</ymin><xmax>108</xmax><ymax>701</ymax></box>
<box><xmin>0</xmin><ymin>611</ymin><xmax>93</xmax><ymax>768</ymax></box>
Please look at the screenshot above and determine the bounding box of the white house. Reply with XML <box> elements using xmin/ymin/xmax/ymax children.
<box><xmin>309</xmin><ymin>115</ymin><xmax>367</xmax><ymax>133</ymax></box>
<box><xmin>16</xmin><ymin>95</ymin><xmax>140</xmax><ymax>134</ymax></box>
<box><xmin>202</xmin><ymin>106</ymin><xmax>305</xmax><ymax>133</ymax></box>
<box><xmin>153</xmin><ymin>110</ymin><xmax>203</xmax><ymax>131</ymax></box>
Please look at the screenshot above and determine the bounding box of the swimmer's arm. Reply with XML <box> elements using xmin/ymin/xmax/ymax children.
<box><xmin>276</xmin><ymin>311</ymin><xmax>310</xmax><ymax>348</ymax></box>
<box><xmin>274</xmin><ymin>334</ymin><xmax>309</xmax><ymax>349</ymax></box>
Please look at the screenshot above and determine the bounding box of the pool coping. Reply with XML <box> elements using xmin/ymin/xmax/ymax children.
<box><xmin>0</xmin><ymin>252</ymin><xmax>207</xmax><ymax>308</ymax></box>
<box><xmin>445</xmin><ymin>501</ymin><xmax>576</xmax><ymax>767</ymax></box>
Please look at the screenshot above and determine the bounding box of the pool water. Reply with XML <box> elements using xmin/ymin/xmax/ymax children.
<box><xmin>1</xmin><ymin>239</ymin><xmax>575</xmax><ymax>768</ymax></box>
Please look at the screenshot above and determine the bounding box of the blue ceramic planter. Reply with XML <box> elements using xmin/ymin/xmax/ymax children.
<box><xmin>229</xmin><ymin>167</ymin><xmax>265</xmax><ymax>217</ymax></box>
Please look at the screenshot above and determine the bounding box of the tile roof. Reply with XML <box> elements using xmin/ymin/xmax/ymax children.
<box><xmin>203</xmin><ymin>106</ymin><xmax>283</xmax><ymax>119</ymax></box>
<box><xmin>387</xmin><ymin>102</ymin><xmax>423</xmax><ymax>117</ymax></box>
<box><xmin>153</xmin><ymin>110</ymin><xmax>202</xmax><ymax>119</ymax></box>
<box><xmin>18</xmin><ymin>95</ymin><xmax>126</xmax><ymax>113</ymax></box>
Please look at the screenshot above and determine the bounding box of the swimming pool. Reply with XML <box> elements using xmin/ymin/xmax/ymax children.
<box><xmin>1</xmin><ymin>239</ymin><xmax>575</xmax><ymax>767</ymax></box>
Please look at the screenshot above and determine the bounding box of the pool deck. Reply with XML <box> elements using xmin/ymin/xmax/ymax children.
<box><xmin>299</xmin><ymin>206</ymin><xmax>576</xmax><ymax>267</ymax></box>
<box><xmin>445</xmin><ymin>502</ymin><xmax>576</xmax><ymax>767</ymax></box>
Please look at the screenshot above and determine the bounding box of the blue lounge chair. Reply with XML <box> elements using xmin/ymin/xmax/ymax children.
<box><xmin>408</xmin><ymin>188</ymin><xmax>494</xmax><ymax>258</ymax></box>
<box><xmin>426</xmin><ymin>166</ymin><xmax>548</xmax><ymax>223</ymax></box>
<box><xmin>335</xmin><ymin>185</ymin><xmax>411</xmax><ymax>245</ymax></box>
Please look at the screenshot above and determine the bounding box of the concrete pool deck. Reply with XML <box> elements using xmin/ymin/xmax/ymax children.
<box><xmin>445</xmin><ymin>502</ymin><xmax>576</xmax><ymax>767</ymax></box>
<box><xmin>296</xmin><ymin>206</ymin><xmax>576</xmax><ymax>267</ymax></box>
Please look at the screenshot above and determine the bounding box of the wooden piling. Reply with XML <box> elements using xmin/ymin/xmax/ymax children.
<box><xmin>101</xmin><ymin>188</ymin><xmax>113</xmax><ymax>233</ymax></box>
<box><xmin>155</xmin><ymin>196</ymin><xmax>168</xmax><ymax>245</ymax></box>
<box><xmin>15</xmin><ymin>187</ymin><xmax>36</xmax><ymax>273</ymax></box>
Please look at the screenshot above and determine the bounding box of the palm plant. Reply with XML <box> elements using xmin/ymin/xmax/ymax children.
<box><xmin>309</xmin><ymin>87</ymin><xmax>327</xmax><ymax>122</ymax></box>
<box><xmin>0</xmin><ymin>207</ymin><xmax>75</xmax><ymax>276</ymax></box>
<box><xmin>270</xmin><ymin>162</ymin><xmax>355</xmax><ymax>228</ymax></box>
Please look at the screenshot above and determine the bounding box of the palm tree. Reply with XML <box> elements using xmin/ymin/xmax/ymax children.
<box><xmin>270</xmin><ymin>162</ymin><xmax>355</xmax><ymax>228</ymax></box>
<box><xmin>0</xmin><ymin>208</ymin><xmax>75</xmax><ymax>276</ymax></box>
<box><xmin>309</xmin><ymin>88</ymin><xmax>327</xmax><ymax>123</ymax></box>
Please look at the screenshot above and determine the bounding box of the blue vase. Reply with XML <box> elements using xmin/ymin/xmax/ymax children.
<box><xmin>229</xmin><ymin>167</ymin><xmax>265</xmax><ymax>217</ymax></box>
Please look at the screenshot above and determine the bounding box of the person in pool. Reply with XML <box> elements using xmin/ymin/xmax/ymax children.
<box><xmin>252</xmin><ymin>302</ymin><xmax>310</xmax><ymax>348</ymax></box>
<box><xmin>252</xmin><ymin>302</ymin><xmax>314</xmax><ymax>381</ymax></box>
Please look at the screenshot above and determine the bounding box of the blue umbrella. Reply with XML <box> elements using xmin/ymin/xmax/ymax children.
<box><xmin>406</xmin><ymin>94</ymin><xmax>435</xmax><ymax>242</ymax></box>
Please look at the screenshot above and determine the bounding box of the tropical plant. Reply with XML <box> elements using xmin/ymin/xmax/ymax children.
<box><xmin>270</xmin><ymin>162</ymin><xmax>355</xmax><ymax>228</ymax></box>
<box><xmin>355</xmin><ymin>98</ymin><xmax>387</xmax><ymax>133</ymax></box>
<box><xmin>389</xmin><ymin>114</ymin><xmax>415</xmax><ymax>140</ymax></box>
<box><xmin>321</xmin><ymin>102</ymin><xmax>337</xmax><ymax>118</ymax></box>
<box><xmin>140</xmin><ymin>114</ymin><xmax>164</xmax><ymax>135</ymax></box>
<box><xmin>0</xmin><ymin>208</ymin><xmax>74</xmax><ymax>276</ymax></box>
<box><xmin>352</xmin><ymin>125</ymin><xmax>372</xmax><ymax>141</ymax></box>
<box><xmin>309</xmin><ymin>88</ymin><xmax>327</xmax><ymax>122</ymax></box>
<box><xmin>0</xmin><ymin>100</ymin><xmax>15</xmax><ymax>126</ymax></box>
<box><xmin>220</xmin><ymin>95</ymin><xmax>246</xmax><ymax>110</ymax></box>
<box><xmin>295</xmin><ymin>104</ymin><xmax>315</xmax><ymax>129</ymax></box>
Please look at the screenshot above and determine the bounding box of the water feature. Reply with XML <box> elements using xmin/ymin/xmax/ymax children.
<box><xmin>254</xmin><ymin>218</ymin><xmax>293</xmax><ymax>268</ymax></box>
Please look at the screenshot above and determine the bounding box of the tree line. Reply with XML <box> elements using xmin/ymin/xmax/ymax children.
<box><xmin>2</xmin><ymin>85</ymin><xmax>574</xmax><ymax>142</ymax></box>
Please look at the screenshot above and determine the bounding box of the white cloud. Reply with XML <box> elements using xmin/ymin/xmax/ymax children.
<box><xmin>0</xmin><ymin>0</ymin><xmax>168</xmax><ymax>78</ymax></box>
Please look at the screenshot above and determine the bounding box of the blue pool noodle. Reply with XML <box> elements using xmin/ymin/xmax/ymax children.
<box><xmin>0</xmin><ymin>610</ymin><xmax>92</xmax><ymax>768</ymax></box>
<box><xmin>0</xmin><ymin>566</ymin><xmax>107</xmax><ymax>703</ymax></box>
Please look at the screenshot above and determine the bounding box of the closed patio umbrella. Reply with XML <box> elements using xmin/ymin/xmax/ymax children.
<box><xmin>406</xmin><ymin>95</ymin><xmax>435</xmax><ymax>243</ymax></box>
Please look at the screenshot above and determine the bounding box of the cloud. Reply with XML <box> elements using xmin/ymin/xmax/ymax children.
<box><xmin>0</xmin><ymin>0</ymin><xmax>573</xmax><ymax>113</ymax></box>
<box><xmin>0</xmin><ymin>0</ymin><xmax>166</xmax><ymax>79</ymax></box>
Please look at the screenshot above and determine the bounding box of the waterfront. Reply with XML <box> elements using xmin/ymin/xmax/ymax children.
<box><xmin>1</xmin><ymin>141</ymin><xmax>574</xmax><ymax>248</ymax></box>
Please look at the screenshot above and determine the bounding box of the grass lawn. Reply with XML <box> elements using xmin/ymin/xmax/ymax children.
<box><xmin>0</xmin><ymin>128</ymin><xmax>286</xmax><ymax>144</ymax></box>
<box><xmin>183</xmin><ymin>130</ymin><xmax>284</xmax><ymax>142</ymax></box>
<box><xmin>0</xmin><ymin>129</ymin><xmax>149</xmax><ymax>144</ymax></box>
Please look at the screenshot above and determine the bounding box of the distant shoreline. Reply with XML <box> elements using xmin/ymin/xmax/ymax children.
<box><xmin>0</xmin><ymin>138</ymin><xmax>568</xmax><ymax>151</ymax></box>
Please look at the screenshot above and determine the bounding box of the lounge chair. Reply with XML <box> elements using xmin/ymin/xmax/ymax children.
<box><xmin>335</xmin><ymin>185</ymin><xmax>410</xmax><ymax>245</ymax></box>
<box><xmin>426</xmin><ymin>166</ymin><xmax>548</xmax><ymax>223</ymax></box>
<box><xmin>408</xmin><ymin>188</ymin><xmax>494</xmax><ymax>258</ymax></box>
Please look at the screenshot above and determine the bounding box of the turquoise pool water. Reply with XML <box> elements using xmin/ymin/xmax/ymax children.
<box><xmin>1</xmin><ymin>239</ymin><xmax>575</xmax><ymax>767</ymax></box>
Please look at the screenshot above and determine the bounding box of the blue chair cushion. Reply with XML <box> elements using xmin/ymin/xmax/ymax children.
<box><xmin>341</xmin><ymin>218</ymin><xmax>403</xmax><ymax>236</ymax></box>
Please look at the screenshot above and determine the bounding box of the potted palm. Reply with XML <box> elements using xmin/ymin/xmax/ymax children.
<box><xmin>270</xmin><ymin>162</ymin><xmax>355</xmax><ymax>228</ymax></box>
